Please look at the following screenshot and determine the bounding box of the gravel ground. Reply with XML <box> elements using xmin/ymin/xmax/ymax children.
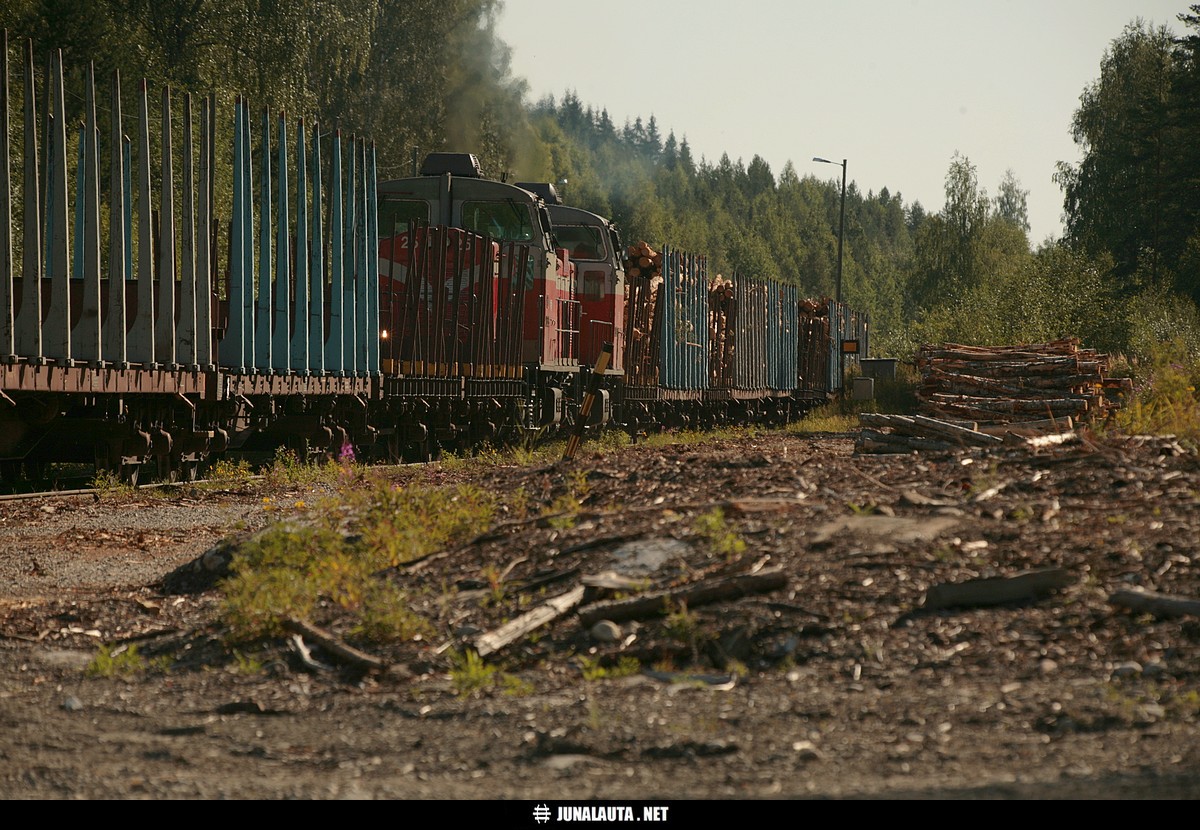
<box><xmin>2</xmin><ymin>432</ymin><xmax>1200</xmax><ymax>800</ymax></box>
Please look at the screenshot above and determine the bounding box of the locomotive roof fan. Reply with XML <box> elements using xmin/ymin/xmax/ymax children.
<box><xmin>419</xmin><ymin>152</ymin><xmax>484</xmax><ymax>178</ymax></box>
<box><xmin>514</xmin><ymin>182</ymin><xmax>563</xmax><ymax>205</ymax></box>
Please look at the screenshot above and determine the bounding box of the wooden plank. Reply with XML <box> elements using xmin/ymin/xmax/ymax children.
<box><xmin>857</xmin><ymin>429</ymin><xmax>955</xmax><ymax>453</ymax></box>
<box><xmin>922</xmin><ymin>568</ymin><xmax>1074</xmax><ymax>610</ymax></box>
<box><xmin>975</xmin><ymin>417</ymin><xmax>1073</xmax><ymax>436</ymax></box>
<box><xmin>858</xmin><ymin>413</ymin><xmax>1000</xmax><ymax>447</ymax></box>
<box><xmin>473</xmin><ymin>585</ymin><xmax>586</xmax><ymax>658</ymax></box>
<box><xmin>1007</xmin><ymin>430</ymin><xmax>1081</xmax><ymax>449</ymax></box>
<box><xmin>283</xmin><ymin>617</ymin><xmax>388</xmax><ymax>671</ymax></box>
<box><xmin>1109</xmin><ymin>587</ymin><xmax>1200</xmax><ymax>618</ymax></box>
<box><xmin>577</xmin><ymin>568</ymin><xmax>788</xmax><ymax>628</ymax></box>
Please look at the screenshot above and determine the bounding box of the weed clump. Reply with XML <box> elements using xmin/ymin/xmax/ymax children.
<box><xmin>448</xmin><ymin>649</ymin><xmax>531</xmax><ymax>698</ymax></box>
<box><xmin>692</xmin><ymin>507</ymin><xmax>746</xmax><ymax>560</ymax></box>
<box><xmin>1116</xmin><ymin>341</ymin><xmax>1200</xmax><ymax>445</ymax></box>
<box><xmin>579</xmin><ymin>655</ymin><xmax>641</xmax><ymax>681</ymax></box>
<box><xmin>220</xmin><ymin>479</ymin><xmax>495</xmax><ymax>645</ymax></box>
<box><xmin>86</xmin><ymin>644</ymin><xmax>169</xmax><ymax>678</ymax></box>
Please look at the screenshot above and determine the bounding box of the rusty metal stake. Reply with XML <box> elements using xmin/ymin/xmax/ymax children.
<box><xmin>563</xmin><ymin>341</ymin><xmax>612</xmax><ymax>461</ymax></box>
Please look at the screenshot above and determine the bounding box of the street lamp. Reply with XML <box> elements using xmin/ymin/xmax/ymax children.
<box><xmin>812</xmin><ymin>157</ymin><xmax>846</xmax><ymax>306</ymax></box>
<box><xmin>813</xmin><ymin>156</ymin><xmax>848</xmax><ymax>395</ymax></box>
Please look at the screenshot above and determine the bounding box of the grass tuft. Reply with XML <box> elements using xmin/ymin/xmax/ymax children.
<box><xmin>220</xmin><ymin>478</ymin><xmax>491</xmax><ymax>644</ymax></box>
<box><xmin>1116</xmin><ymin>340</ymin><xmax>1200</xmax><ymax>445</ymax></box>
<box><xmin>86</xmin><ymin>644</ymin><xmax>169</xmax><ymax>678</ymax></box>
<box><xmin>692</xmin><ymin>507</ymin><xmax>746</xmax><ymax>560</ymax></box>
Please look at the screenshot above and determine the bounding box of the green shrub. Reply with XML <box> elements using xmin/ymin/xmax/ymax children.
<box><xmin>207</xmin><ymin>457</ymin><xmax>255</xmax><ymax>487</ymax></box>
<box><xmin>449</xmin><ymin>648</ymin><xmax>496</xmax><ymax>696</ymax></box>
<box><xmin>1125</xmin><ymin>284</ymin><xmax>1200</xmax><ymax>364</ymax></box>
<box><xmin>220</xmin><ymin>480</ymin><xmax>491</xmax><ymax>644</ymax></box>
<box><xmin>692</xmin><ymin>507</ymin><xmax>746</xmax><ymax>560</ymax></box>
<box><xmin>1116</xmin><ymin>340</ymin><xmax>1200</xmax><ymax>443</ymax></box>
<box><xmin>353</xmin><ymin>481</ymin><xmax>495</xmax><ymax>568</ymax></box>
<box><xmin>86</xmin><ymin>644</ymin><xmax>168</xmax><ymax>678</ymax></box>
<box><xmin>579</xmin><ymin>655</ymin><xmax>641</xmax><ymax>681</ymax></box>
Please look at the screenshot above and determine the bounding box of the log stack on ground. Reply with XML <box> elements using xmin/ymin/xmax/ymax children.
<box><xmin>856</xmin><ymin>412</ymin><xmax>1083</xmax><ymax>454</ymax></box>
<box><xmin>855</xmin><ymin>338</ymin><xmax>1129</xmax><ymax>455</ymax></box>
<box><xmin>915</xmin><ymin>339</ymin><xmax>1128</xmax><ymax>425</ymax></box>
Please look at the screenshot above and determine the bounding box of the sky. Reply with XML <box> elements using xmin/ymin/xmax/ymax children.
<box><xmin>495</xmin><ymin>0</ymin><xmax>1190</xmax><ymax>246</ymax></box>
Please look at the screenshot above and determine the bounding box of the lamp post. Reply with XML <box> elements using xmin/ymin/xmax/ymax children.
<box><xmin>812</xmin><ymin>157</ymin><xmax>846</xmax><ymax>305</ymax></box>
<box><xmin>813</xmin><ymin>156</ymin><xmax>848</xmax><ymax>394</ymax></box>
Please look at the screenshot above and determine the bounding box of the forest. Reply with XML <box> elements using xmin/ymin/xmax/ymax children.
<box><xmin>3</xmin><ymin>0</ymin><xmax>1200</xmax><ymax>363</ymax></box>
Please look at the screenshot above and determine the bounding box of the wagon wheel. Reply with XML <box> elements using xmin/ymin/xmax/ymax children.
<box><xmin>178</xmin><ymin>457</ymin><xmax>200</xmax><ymax>483</ymax></box>
<box><xmin>383</xmin><ymin>432</ymin><xmax>402</xmax><ymax>464</ymax></box>
<box><xmin>120</xmin><ymin>463</ymin><xmax>141</xmax><ymax>487</ymax></box>
<box><xmin>23</xmin><ymin>460</ymin><xmax>48</xmax><ymax>484</ymax></box>
<box><xmin>0</xmin><ymin>460</ymin><xmax>22</xmax><ymax>485</ymax></box>
<box><xmin>156</xmin><ymin>454</ymin><xmax>174</xmax><ymax>483</ymax></box>
<box><xmin>404</xmin><ymin>435</ymin><xmax>433</xmax><ymax>463</ymax></box>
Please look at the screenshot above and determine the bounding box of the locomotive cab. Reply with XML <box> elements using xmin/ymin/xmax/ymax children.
<box><xmin>377</xmin><ymin>154</ymin><xmax>555</xmax><ymax>255</ymax></box>
<box><xmin>377</xmin><ymin>153</ymin><xmax>579</xmax><ymax>375</ymax></box>
<box><xmin>516</xmin><ymin>184</ymin><xmax>626</xmax><ymax>377</ymax></box>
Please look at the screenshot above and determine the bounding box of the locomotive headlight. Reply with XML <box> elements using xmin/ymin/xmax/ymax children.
<box><xmin>381</xmin><ymin>329</ymin><xmax>390</xmax><ymax>340</ymax></box>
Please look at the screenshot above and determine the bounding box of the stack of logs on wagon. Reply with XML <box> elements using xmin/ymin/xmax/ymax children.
<box><xmin>857</xmin><ymin>339</ymin><xmax>1134</xmax><ymax>454</ymax></box>
<box><xmin>621</xmin><ymin>240</ymin><xmax>867</xmax><ymax>405</ymax></box>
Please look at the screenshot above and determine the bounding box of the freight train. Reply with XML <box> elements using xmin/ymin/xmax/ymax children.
<box><xmin>0</xmin><ymin>41</ymin><xmax>868</xmax><ymax>487</ymax></box>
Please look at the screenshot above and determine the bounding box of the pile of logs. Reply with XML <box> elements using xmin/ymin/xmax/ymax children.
<box><xmin>624</xmin><ymin>241</ymin><xmax>663</xmax><ymax>279</ymax></box>
<box><xmin>709</xmin><ymin>276</ymin><xmax>736</xmax><ymax>386</ymax></box>
<box><xmin>915</xmin><ymin>339</ymin><xmax>1128</xmax><ymax>425</ymax></box>
<box><xmin>856</xmin><ymin>338</ymin><xmax>1133</xmax><ymax>454</ymax></box>
<box><xmin>624</xmin><ymin>242</ymin><xmax>664</xmax><ymax>386</ymax></box>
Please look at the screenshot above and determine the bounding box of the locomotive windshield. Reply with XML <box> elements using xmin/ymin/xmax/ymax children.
<box><xmin>379</xmin><ymin>198</ymin><xmax>430</xmax><ymax>234</ymax></box>
<box><xmin>553</xmin><ymin>224</ymin><xmax>606</xmax><ymax>261</ymax></box>
<box><xmin>461</xmin><ymin>200</ymin><xmax>535</xmax><ymax>243</ymax></box>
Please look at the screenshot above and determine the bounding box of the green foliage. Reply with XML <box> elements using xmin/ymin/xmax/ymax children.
<box><xmin>448</xmin><ymin>648</ymin><xmax>532</xmax><ymax>698</ymax></box>
<box><xmin>1116</xmin><ymin>341</ymin><xmax>1200</xmax><ymax>444</ymax></box>
<box><xmin>230</xmin><ymin>650</ymin><xmax>265</xmax><ymax>676</ymax></box>
<box><xmin>579</xmin><ymin>655</ymin><xmax>641</xmax><ymax>682</ymax></box>
<box><xmin>351</xmin><ymin>480</ymin><xmax>496</xmax><ymax>569</ymax></box>
<box><xmin>86</xmin><ymin>644</ymin><xmax>167</xmax><ymax>678</ymax></box>
<box><xmin>542</xmin><ymin>470</ymin><xmax>589</xmax><ymax>530</ymax></box>
<box><xmin>220</xmin><ymin>523</ymin><xmax>344</xmax><ymax>640</ymax></box>
<box><xmin>500</xmin><ymin>673</ymin><xmax>535</xmax><ymax>697</ymax></box>
<box><xmin>263</xmin><ymin>447</ymin><xmax>364</xmax><ymax>490</ymax></box>
<box><xmin>593</xmin><ymin>429</ymin><xmax>632</xmax><ymax>454</ymax></box>
<box><xmin>90</xmin><ymin>469</ymin><xmax>133</xmax><ymax>499</ymax></box>
<box><xmin>910</xmin><ymin>244</ymin><xmax>1127</xmax><ymax>354</ymax></box>
<box><xmin>692</xmin><ymin>508</ymin><xmax>746</xmax><ymax>560</ymax></box>
<box><xmin>221</xmin><ymin>478</ymin><xmax>488</xmax><ymax>642</ymax></box>
<box><xmin>1057</xmin><ymin>21</ymin><xmax>1187</xmax><ymax>293</ymax></box>
<box><xmin>207</xmin><ymin>458</ymin><xmax>255</xmax><ymax>487</ymax></box>
<box><xmin>788</xmin><ymin>408</ymin><xmax>860</xmax><ymax>435</ymax></box>
<box><xmin>352</xmin><ymin>581</ymin><xmax>430</xmax><ymax>643</ymax></box>
<box><xmin>664</xmin><ymin>601</ymin><xmax>701</xmax><ymax>649</ymax></box>
<box><xmin>449</xmin><ymin>649</ymin><xmax>497</xmax><ymax>697</ymax></box>
<box><xmin>480</xmin><ymin>563</ymin><xmax>506</xmax><ymax>606</ymax></box>
<box><xmin>1124</xmin><ymin>281</ymin><xmax>1200</xmax><ymax>361</ymax></box>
